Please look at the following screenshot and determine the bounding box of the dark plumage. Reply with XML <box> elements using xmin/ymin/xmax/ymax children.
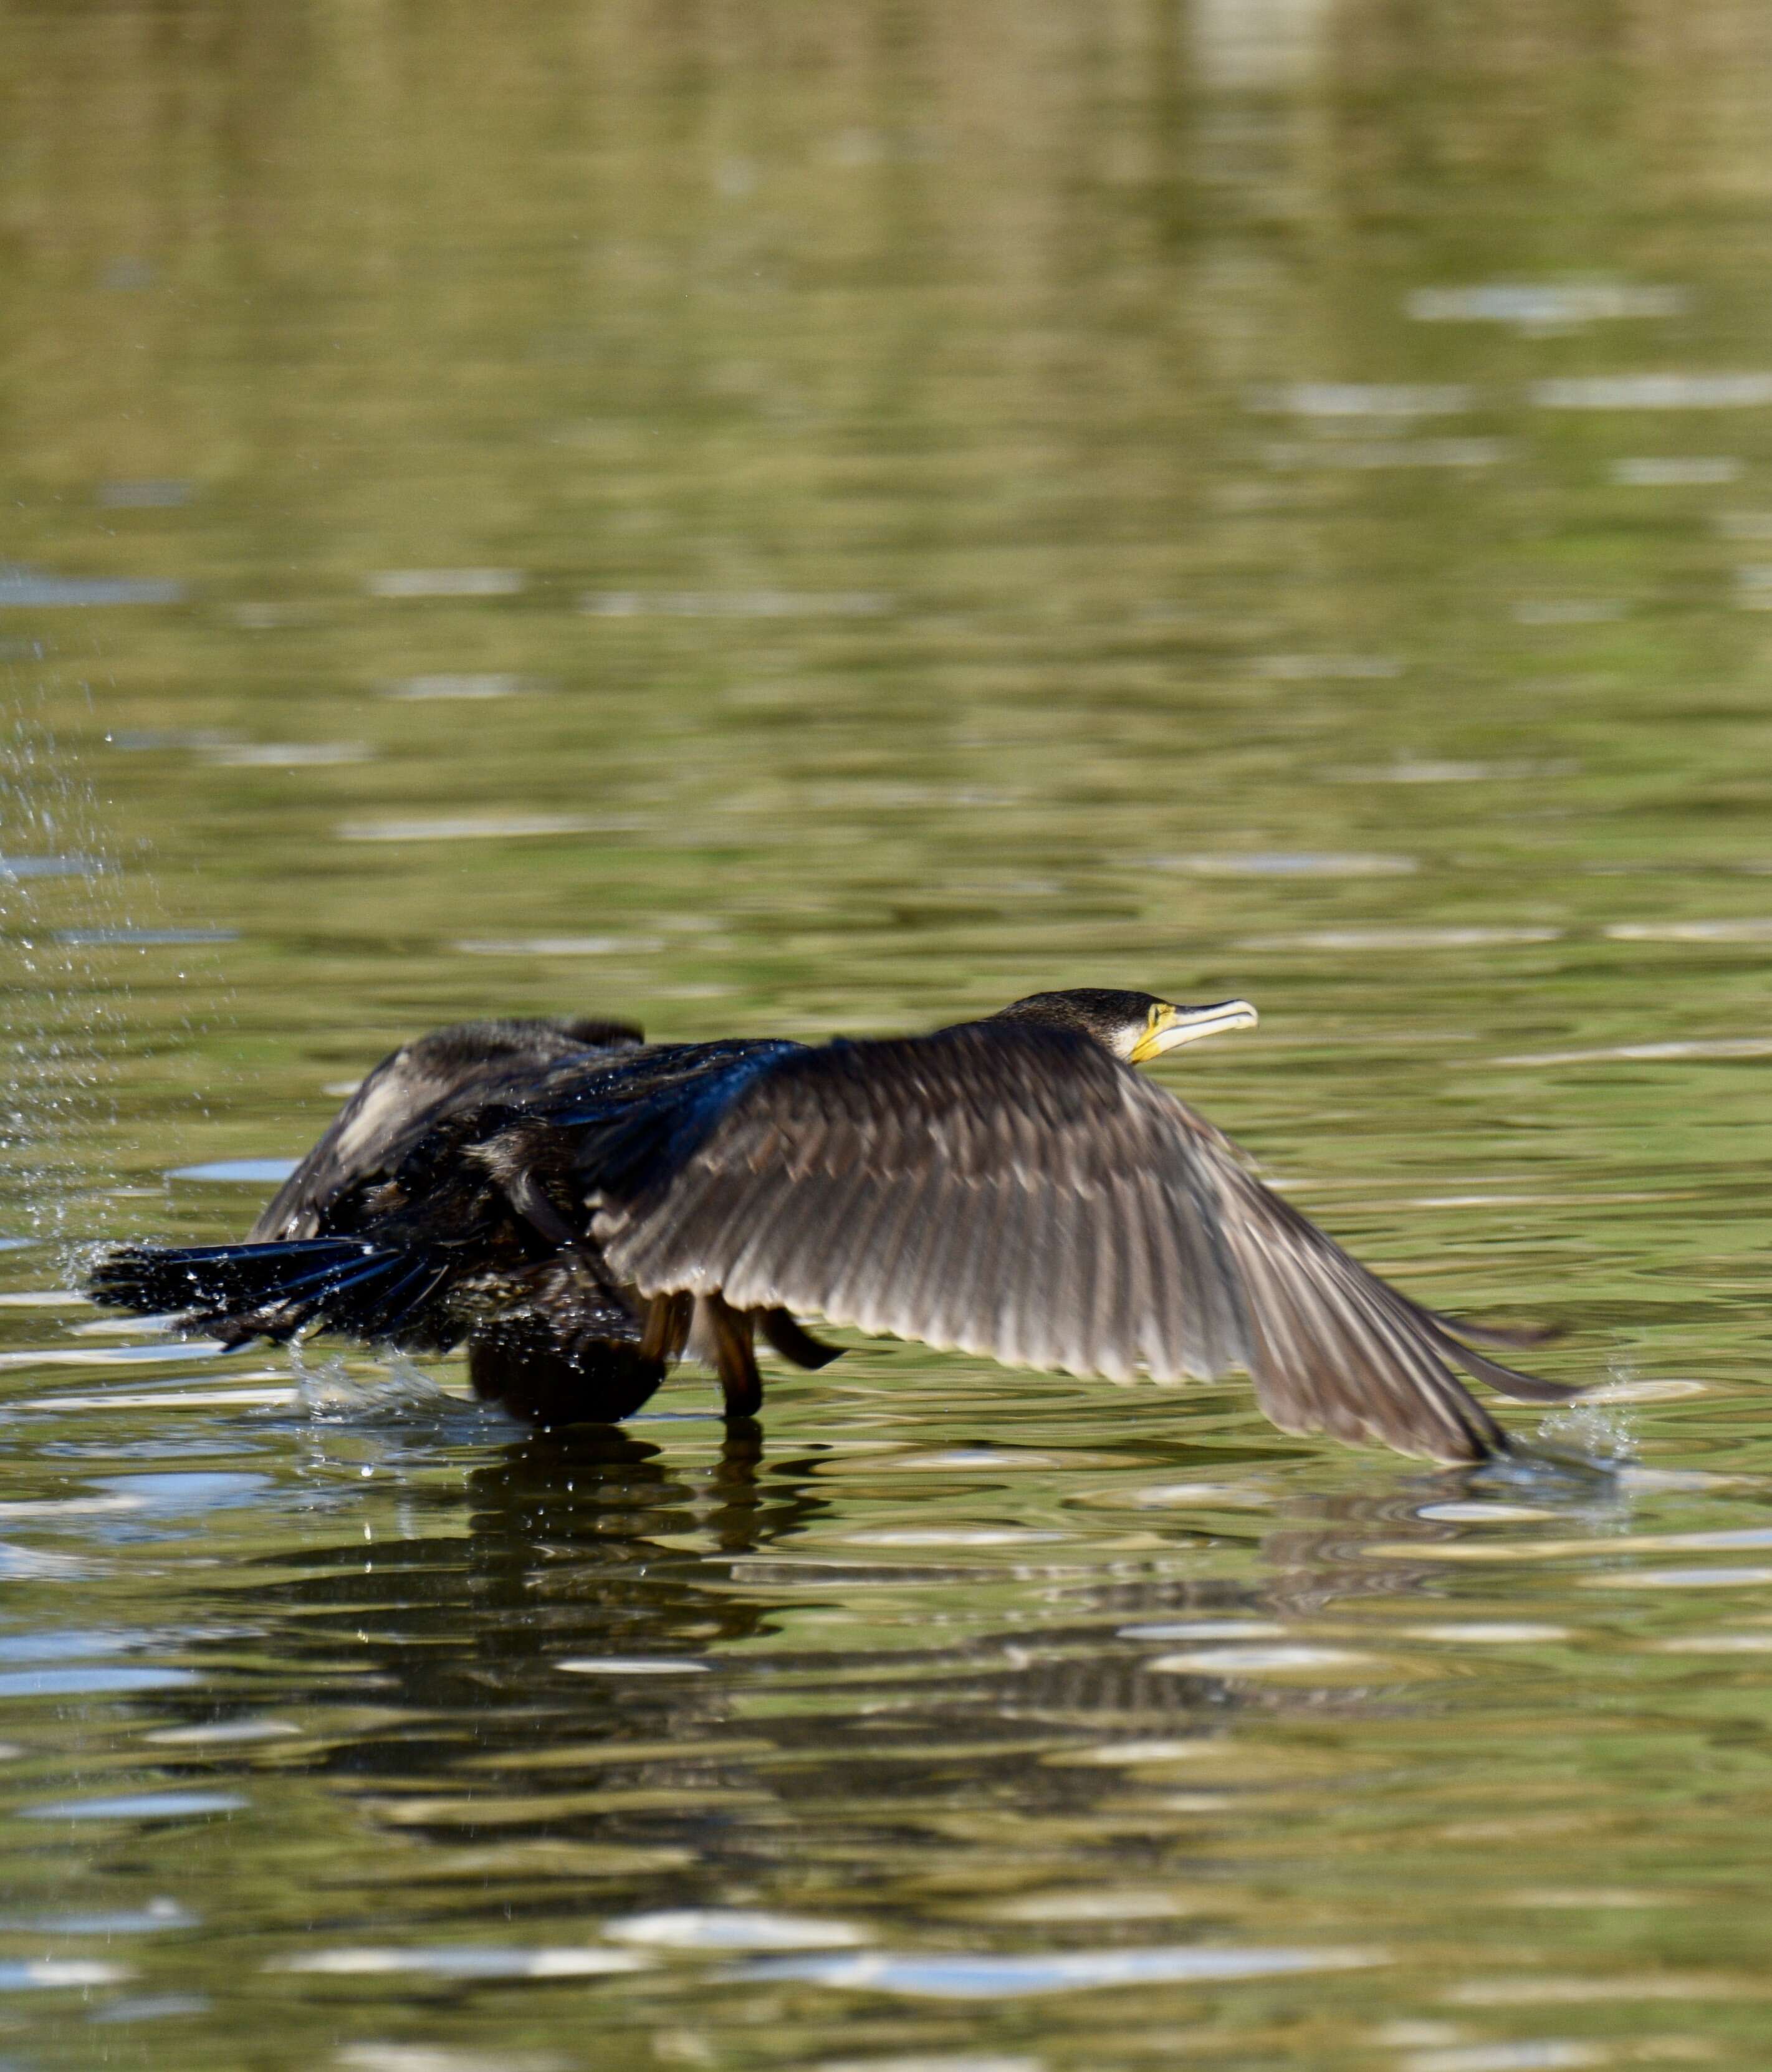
<box><xmin>87</xmin><ymin>991</ymin><xmax>1582</xmax><ymax>1463</ymax></box>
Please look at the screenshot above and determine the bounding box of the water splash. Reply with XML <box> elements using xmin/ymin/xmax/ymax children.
<box><xmin>1535</xmin><ymin>1400</ymin><xmax>1640</xmax><ymax>1466</ymax></box>
<box><xmin>287</xmin><ymin>1344</ymin><xmax>467</xmax><ymax>1423</ymax></box>
<box><xmin>0</xmin><ymin>691</ymin><xmax>231</xmax><ymax>1268</ymax></box>
<box><xmin>0</xmin><ymin>704</ymin><xmax>129</xmax><ymax>1259</ymax></box>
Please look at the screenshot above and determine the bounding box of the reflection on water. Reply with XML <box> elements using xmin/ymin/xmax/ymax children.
<box><xmin>0</xmin><ymin>1356</ymin><xmax>1768</xmax><ymax>2062</ymax></box>
<box><xmin>6</xmin><ymin>0</ymin><xmax>1772</xmax><ymax>2063</ymax></box>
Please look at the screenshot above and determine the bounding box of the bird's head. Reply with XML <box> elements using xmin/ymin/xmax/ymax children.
<box><xmin>990</xmin><ymin>988</ymin><xmax>1258</xmax><ymax>1064</ymax></box>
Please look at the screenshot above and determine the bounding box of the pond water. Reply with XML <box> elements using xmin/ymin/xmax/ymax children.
<box><xmin>5</xmin><ymin>3</ymin><xmax>1772</xmax><ymax>2066</ymax></box>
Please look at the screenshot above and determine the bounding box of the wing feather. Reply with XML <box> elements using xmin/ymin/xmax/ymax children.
<box><xmin>715</xmin><ymin>1163</ymin><xmax>821</xmax><ymax>1304</ymax></box>
<box><xmin>1059</xmin><ymin>1185</ymin><xmax>1099</xmax><ymax>1365</ymax></box>
<box><xmin>590</xmin><ymin>1019</ymin><xmax>1574</xmax><ymax>1463</ymax></box>
<box><xmin>1093</xmin><ymin>1179</ymin><xmax>1137</xmax><ymax>1382</ymax></box>
<box><xmin>820</xmin><ymin>1173</ymin><xmax>911</xmax><ymax>1331</ymax></box>
<box><xmin>984</xmin><ymin>1173</ymin><xmax>1038</xmax><ymax>1365</ymax></box>
<box><xmin>894</xmin><ymin>1165</ymin><xmax>964</xmax><ymax>1349</ymax></box>
<box><xmin>946</xmin><ymin>1175</ymin><xmax>1007</xmax><ymax>1361</ymax></box>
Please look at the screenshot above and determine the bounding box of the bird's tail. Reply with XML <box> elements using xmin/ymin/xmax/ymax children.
<box><xmin>86</xmin><ymin>1238</ymin><xmax>451</xmax><ymax>1347</ymax></box>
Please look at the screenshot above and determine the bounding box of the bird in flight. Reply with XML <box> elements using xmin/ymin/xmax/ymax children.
<box><xmin>88</xmin><ymin>988</ymin><xmax>1579</xmax><ymax>1463</ymax></box>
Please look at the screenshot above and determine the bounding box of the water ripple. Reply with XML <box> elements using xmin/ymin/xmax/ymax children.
<box><xmin>604</xmin><ymin>1909</ymin><xmax>869</xmax><ymax>1950</ymax></box>
<box><xmin>737</xmin><ymin>1943</ymin><xmax>1385</xmax><ymax>1997</ymax></box>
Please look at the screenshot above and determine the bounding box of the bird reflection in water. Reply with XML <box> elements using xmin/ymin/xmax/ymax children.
<box><xmin>138</xmin><ymin>1436</ymin><xmax>1571</xmax><ymax>1937</ymax></box>
<box><xmin>176</xmin><ymin>1438</ymin><xmax>1519</xmax><ymax>1750</ymax></box>
<box><xmin>165</xmin><ymin>1426</ymin><xmax>820</xmax><ymax>1792</ymax></box>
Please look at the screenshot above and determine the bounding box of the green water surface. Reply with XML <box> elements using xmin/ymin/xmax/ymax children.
<box><xmin>4</xmin><ymin>4</ymin><xmax>1772</xmax><ymax>2066</ymax></box>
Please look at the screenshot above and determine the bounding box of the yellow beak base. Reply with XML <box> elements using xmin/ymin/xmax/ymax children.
<box><xmin>1129</xmin><ymin>999</ymin><xmax>1259</xmax><ymax>1063</ymax></box>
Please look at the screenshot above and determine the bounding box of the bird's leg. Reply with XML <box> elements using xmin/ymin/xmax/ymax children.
<box><xmin>695</xmin><ymin>1294</ymin><xmax>763</xmax><ymax>1418</ymax></box>
<box><xmin>640</xmin><ymin>1291</ymin><xmax>692</xmax><ymax>1363</ymax></box>
<box><xmin>759</xmin><ymin>1307</ymin><xmax>845</xmax><ymax>1371</ymax></box>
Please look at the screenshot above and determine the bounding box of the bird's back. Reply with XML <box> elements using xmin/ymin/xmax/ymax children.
<box><xmin>251</xmin><ymin>1015</ymin><xmax>646</xmax><ymax>1241</ymax></box>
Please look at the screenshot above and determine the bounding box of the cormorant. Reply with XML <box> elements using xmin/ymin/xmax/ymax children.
<box><xmin>87</xmin><ymin>990</ymin><xmax>1580</xmax><ymax>1463</ymax></box>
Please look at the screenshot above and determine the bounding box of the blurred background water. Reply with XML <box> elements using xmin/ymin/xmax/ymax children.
<box><xmin>4</xmin><ymin>2</ymin><xmax>1772</xmax><ymax>2066</ymax></box>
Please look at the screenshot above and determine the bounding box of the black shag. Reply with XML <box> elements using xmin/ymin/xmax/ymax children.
<box><xmin>87</xmin><ymin>990</ymin><xmax>1580</xmax><ymax>1463</ymax></box>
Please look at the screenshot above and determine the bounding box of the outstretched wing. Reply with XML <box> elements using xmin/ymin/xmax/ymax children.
<box><xmin>254</xmin><ymin>1016</ymin><xmax>643</xmax><ymax>1240</ymax></box>
<box><xmin>1195</xmin><ymin>1151</ymin><xmax>1573</xmax><ymax>1459</ymax></box>
<box><xmin>589</xmin><ymin>1021</ymin><xmax>1576</xmax><ymax>1463</ymax></box>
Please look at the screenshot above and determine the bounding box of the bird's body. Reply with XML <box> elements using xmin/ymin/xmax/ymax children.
<box><xmin>88</xmin><ymin>990</ymin><xmax>1580</xmax><ymax>1463</ymax></box>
